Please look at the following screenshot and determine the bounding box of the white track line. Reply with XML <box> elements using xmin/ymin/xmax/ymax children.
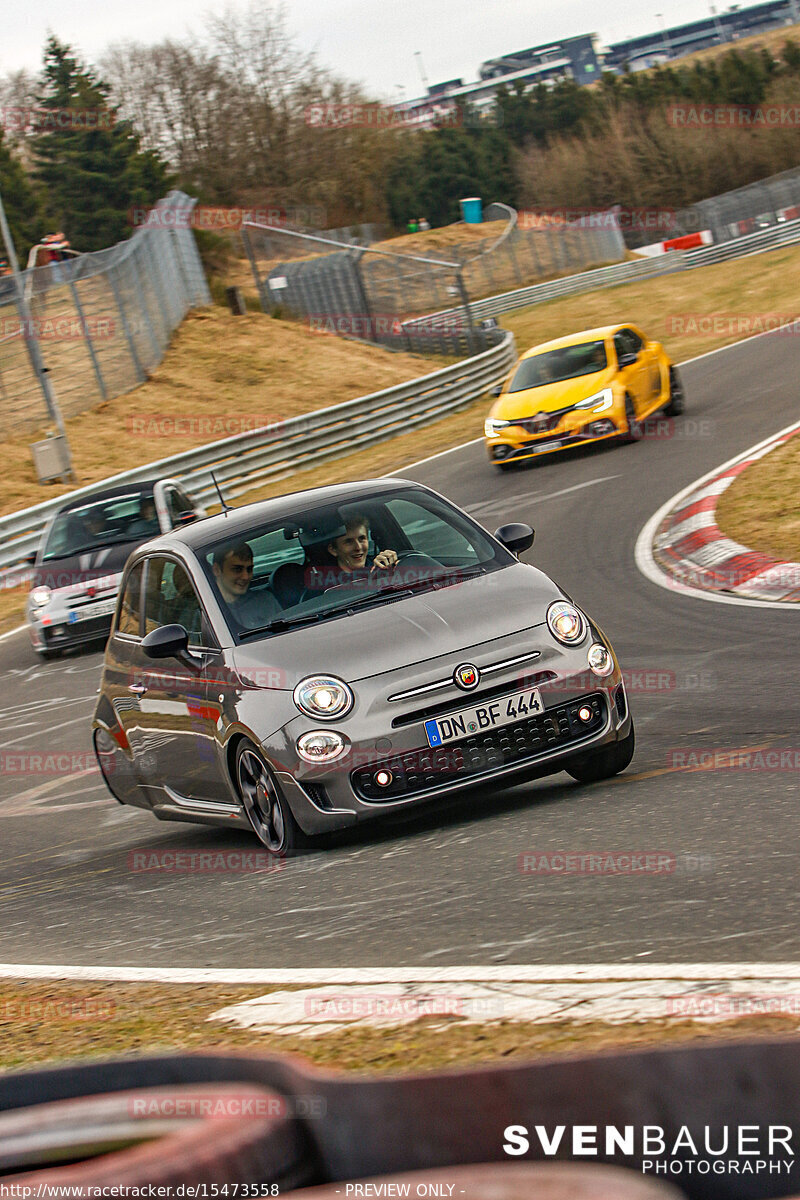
<box><xmin>3</xmin><ymin>963</ymin><xmax>800</xmax><ymax>984</ymax></box>
<box><xmin>635</xmin><ymin>416</ymin><xmax>800</xmax><ymax>609</ymax></box>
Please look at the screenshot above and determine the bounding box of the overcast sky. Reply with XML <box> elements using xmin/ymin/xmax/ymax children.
<box><xmin>3</xmin><ymin>0</ymin><xmax>748</xmax><ymax>99</ymax></box>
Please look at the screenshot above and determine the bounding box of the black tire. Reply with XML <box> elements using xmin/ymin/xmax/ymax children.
<box><xmin>664</xmin><ymin>365</ymin><xmax>685</xmax><ymax>416</ymax></box>
<box><xmin>494</xmin><ymin>461</ymin><xmax>514</xmax><ymax>472</ymax></box>
<box><xmin>235</xmin><ymin>740</ymin><xmax>309</xmax><ymax>853</ymax></box>
<box><xmin>36</xmin><ymin>646</ymin><xmax>60</xmax><ymax>661</ymax></box>
<box><xmin>565</xmin><ymin>722</ymin><xmax>635</xmax><ymax>784</ymax></box>
<box><xmin>622</xmin><ymin>394</ymin><xmax>642</xmax><ymax>443</ymax></box>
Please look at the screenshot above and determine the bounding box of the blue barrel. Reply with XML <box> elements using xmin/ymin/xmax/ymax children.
<box><xmin>460</xmin><ymin>197</ymin><xmax>483</xmax><ymax>224</ymax></box>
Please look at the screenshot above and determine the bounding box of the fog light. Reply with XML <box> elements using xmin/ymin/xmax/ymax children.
<box><xmin>375</xmin><ymin>769</ymin><xmax>393</xmax><ymax>787</ymax></box>
<box><xmin>587</xmin><ymin>642</ymin><xmax>613</xmax><ymax>677</ymax></box>
<box><xmin>578</xmin><ymin>705</ymin><xmax>593</xmax><ymax>723</ymax></box>
<box><xmin>296</xmin><ymin>730</ymin><xmax>347</xmax><ymax>764</ymax></box>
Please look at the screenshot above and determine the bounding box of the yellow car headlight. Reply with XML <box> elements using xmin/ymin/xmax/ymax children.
<box><xmin>574</xmin><ymin>387</ymin><xmax>614</xmax><ymax>414</ymax></box>
<box><xmin>485</xmin><ymin>418</ymin><xmax>513</xmax><ymax>438</ymax></box>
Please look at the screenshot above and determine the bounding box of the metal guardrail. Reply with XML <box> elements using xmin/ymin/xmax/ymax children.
<box><xmin>0</xmin><ymin>331</ymin><xmax>516</xmax><ymax>576</ymax></box>
<box><xmin>421</xmin><ymin>215</ymin><xmax>800</xmax><ymax>324</ymax></box>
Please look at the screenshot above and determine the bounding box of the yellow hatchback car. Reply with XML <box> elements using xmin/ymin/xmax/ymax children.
<box><xmin>485</xmin><ymin>324</ymin><xmax>683</xmax><ymax>470</ymax></box>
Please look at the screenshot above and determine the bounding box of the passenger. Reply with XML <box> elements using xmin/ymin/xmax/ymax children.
<box><xmin>212</xmin><ymin>542</ymin><xmax>279</xmax><ymax>627</ymax></box>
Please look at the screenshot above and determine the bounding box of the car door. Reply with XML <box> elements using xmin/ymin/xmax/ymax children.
<box><xmin>99</xmin><ymin>559</ymin><xmax>151</xmax><ymax>808</ymax></box>
<box><xmin>125</xmin><ymin>555</ymin><xmax>227</xmax><ymax>805</ymax></box>
<box><xmin>613</xmin><ymin>327</ymin><xmax>650</xmax><ymax>416</ymax></box>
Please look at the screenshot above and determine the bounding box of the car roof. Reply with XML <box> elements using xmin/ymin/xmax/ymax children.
<box><xmin>54</xmin><ymin>479</ymin><xmax>165</xmax><ymax>513</ymax></box>
<box><xmin>139</xmin><ymin>477</ymin><xmax>427</xmax><ymax>554</ymax></box>
<box><xmin>520</xmin><ymin>324</ymin><xmax>633</xmax><ymax>358</ymax></box>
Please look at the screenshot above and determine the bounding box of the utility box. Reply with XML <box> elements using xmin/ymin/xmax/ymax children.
<box><xmin>30</xmin><ymin>435</ymin><xmax>70</xmax><ymax>483</ymax></box>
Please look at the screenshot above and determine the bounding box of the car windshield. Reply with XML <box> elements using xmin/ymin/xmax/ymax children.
<box><xmin>41</xmin><ymin>495</ymin><xmax>160</xmax><ymax>561</ymax></box>
<box><xmin>508</xmin><ymin>340</ymin><xmax>607</xmax><ymax>392</ymax></box>
<box><xmin>198</xmin><ymin>486</ymin><xmax>507</xmax><ymax>640</ymax></box>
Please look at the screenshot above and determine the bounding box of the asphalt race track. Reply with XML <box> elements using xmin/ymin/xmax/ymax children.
<box><xmin>1</xmin><ymin>330</ymin><xmax>798</xmax><ymax>968</ymax></box>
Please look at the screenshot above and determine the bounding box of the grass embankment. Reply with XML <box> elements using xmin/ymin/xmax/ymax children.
<box><xmin>1</xmin><ymin>981</ymin><xmax>798</xmax><ymax>1075</ymax></box>
<box><xmin>715</xmin><ymin>432</ymin><xmax>800</xmax><ymax>561</ymax></box>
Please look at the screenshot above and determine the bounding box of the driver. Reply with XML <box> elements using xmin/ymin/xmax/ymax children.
<box><xmin>327</xmin><ymin>514</ymin><xmax>398</xmax><ymax>577</ymax></box>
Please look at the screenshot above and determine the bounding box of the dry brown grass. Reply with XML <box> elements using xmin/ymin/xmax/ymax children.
<box><xmin>501</xmin><ymin>240</ymin><xmax>800</xmax><ymax>363</ymax></box>
<box><xmin>1</xmin><ymin>980</ymin><xmax>799</xmax><ymax>1075</ymax></box>
<box><xmin>3</xmin><ymin>307</ymin><xmax>446</xmax><ymax>519</ymax></box>
<box><xmin>715</xmin><ymin>431</ymin><xmax>800</xmax><ymax>560</ymax></box>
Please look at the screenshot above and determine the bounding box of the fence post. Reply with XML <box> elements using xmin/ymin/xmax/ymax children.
<box><xmin>68</xmin><ymin>278</ymin><xmax>108</xmax><ymax>402</ymax></box>
<box><xmin>352</xmin><ymin>250</ymin><xmax>377</xmax><ymax>343</ymax></box>
<box><xmin>108</xmin><ymin>268</ymin><xmax>146</xmax><ymax>384</ymax></box>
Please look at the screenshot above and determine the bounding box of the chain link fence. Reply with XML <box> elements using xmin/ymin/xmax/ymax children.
<box><xmin>0</xmin><ymin>191</ymin><xmax>210</xmax><ymax>439</ymax></box>
<box><xmin>620</xmin><ymin>165</ymin><xmax>800</xmax><ymax>248</ymax></box>
<box><xmin>242</xmin><ymin>204</ymin><xmax>625</xmax><ymax>357</ymax></box>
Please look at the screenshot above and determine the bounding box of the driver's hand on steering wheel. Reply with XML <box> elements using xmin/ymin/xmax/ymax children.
<box><xmin>371</xmin><ymin>549</ymin><xmax>398</xmax><ymax>573</ymax></box>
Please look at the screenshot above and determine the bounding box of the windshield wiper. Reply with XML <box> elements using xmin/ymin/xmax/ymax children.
<box><xmin>239</xmin><ymin>611</ymin><xmax>330</xmax><ymax>638</ymax></box>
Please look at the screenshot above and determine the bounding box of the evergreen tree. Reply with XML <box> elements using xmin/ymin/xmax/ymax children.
<box><xmin>0</xmin><ymin>130</ymin><xmax>42</xmax><ymax>261</ymax></box>
<box><xmin>32</xmin><ymin>36</ymin><xmax>171</xmax><ymax>251</ymax></box>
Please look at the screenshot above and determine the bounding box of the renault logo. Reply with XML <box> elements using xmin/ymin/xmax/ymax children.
<box><xmin>454</xmin><ymin>662</ymin><xmax>480</xmax><ymax>691</ymax></box>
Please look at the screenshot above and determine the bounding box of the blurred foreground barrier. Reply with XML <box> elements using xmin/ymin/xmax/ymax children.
<box><xmin>2</xmin><ymin>1038</ymin><xmax>800</xmax><ymax>1196</ymax></box>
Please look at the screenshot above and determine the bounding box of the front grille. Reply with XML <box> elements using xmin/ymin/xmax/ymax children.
<box><xmin>353</xmin><ymin>693</ymin><xmax>607</xmax><ymax>802</ymax></box>
<box><xmin>66</xmin><ymin>590</ymin><xmax>117</xmax><ymax>610</ymax></box>
<box><xmin>391</xmin><ymin>670</ymin><xmax>558</xmax><ymax>729</ymax></box>
<box><xmin>517</xmin><ymin>412</ymin><xmax>564</xmax><ymax>434</ymax></box>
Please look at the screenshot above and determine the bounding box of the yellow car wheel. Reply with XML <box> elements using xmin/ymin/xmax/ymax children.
<box><xmin>623</xmin><ymin>394</ymin><xmax>642</xmax><ymax>443</ymax></box>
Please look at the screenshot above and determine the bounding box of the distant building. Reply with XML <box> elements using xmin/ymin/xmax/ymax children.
<box><xmin>397</xmin><ymin>34</ymin><xmax>601</xmax><ymax>126</ymax></box>
<box><xmin>605</xmin><ymin>0</ymin><xmax>800</xmax><ymax>71</ymax></box>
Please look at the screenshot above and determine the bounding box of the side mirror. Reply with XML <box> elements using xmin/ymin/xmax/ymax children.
<box><xmin>23</xmin><ymin>550</ymin><xmax>38</xmax><ymax>565</ymax></box>
<box><xmin>618</xmin><ymin>351</ymin><xmax>638</xmax><ymax>367</ymax></box>
<box><xmin>142</xmin><ymin>624</ymin><xmax>203</xmax><ymax>673</ymax></box>
<box><xmin>489</xmin><ymin>383</ymin><xmax>503</xmax><ymax>398</ymax></box>
<box><xmin>494</xmin><ymin>522</ymin><xmax>534</xmax><ymax>556</ymax></box>
<box><xmin>176</xmin><ymin>510</ymin><xmax>198</xmax><ymax>525</ymax></box>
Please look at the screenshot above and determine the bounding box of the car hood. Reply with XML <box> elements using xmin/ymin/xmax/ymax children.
<box><xmin>494</xmin><ymin>368</ymin><xmax>614</xmax><ymax>418</ymax></box>
<box><xmin>231</xmin><ymin>563</ymin><xmax>564</xmax><ymax>688</ymax></box>
<box><xmin>33</xmin><ymin>541</ymin><xmax>139</xmax><ymax>591</ymax></box>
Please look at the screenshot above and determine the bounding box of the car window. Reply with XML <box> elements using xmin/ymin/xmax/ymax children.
<box><xmin>196</xmin><ymin>487</ymin><xmax>506</xmax><ymax>640</ymax></box>
<box><xmin>116</xmin><ymin>561</ymin><xmax>143</xmax><ymax>637</ymax></box>
<box><xmin>615</xmin><ymin>329</ymin><xmax>641</xmax><ymax>360</ymax></box>
<box><xmin>384</xmin><ymin>498</ymin><xmax>479</xmax><ymax>564</ymax></box>
<box><xmin>626</xmin><ymin>328</ymin><xmax>644</xmax><ymax>353</ymax></box>
<box><xmin>508</xmin><ymin>341</ymin><xmax>607</xmax><ymax>391</ymax></box>
<box><xmin>42</xmin><ymin>494</ymin><xmax>156</xmax><ymax>560</ymax></box>
<box><xmin>143</xmin><ymin>557</ymin><xmax>207</xmax><ymax>645</ymax></box>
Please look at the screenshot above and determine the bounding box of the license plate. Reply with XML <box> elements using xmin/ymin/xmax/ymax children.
<box><xmin>424</xmin><ymin>688</ymin><xmax>544</xmax><ymax>747</ymax></box>
<box><xmin>534</xmin><ymin>440</ymin><xmax>562</xmax><ymax>453</ymax></box>
<box><xmin>68</xmin><ymin>598</ymin><xmax>117</xmax><ymax>623</ymax></box>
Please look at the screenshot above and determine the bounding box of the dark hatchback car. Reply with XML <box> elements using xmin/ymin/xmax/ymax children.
<box><xmin>92</xmin><ymin>479</ymin><xmax>634</xmax><ymax>852</ymax></box>
<box><xmin>27</xmin><ymin>479</ymin><xmax>205</xmax><ymax>659</ymax></box>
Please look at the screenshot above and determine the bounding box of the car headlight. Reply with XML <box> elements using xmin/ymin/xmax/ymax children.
<box><xmin>587</xmin><ymin>642</ymin><xmax>614</xmax><ymax>677</ymax></box>
<box><xmin>574</xmin><ymin>387</ymin><xmax>613</xmax><ymax>413</ymax></box>
<box><xmin>29</xmin><ymin>586</ymin><xmax>51</xmax><ymax>608</ymax></box>
<box><xmin>485</xmin><ymin>418</ymin><xmax>513</xmax><ymax>437</ymax></box>
<box><xmin>547</xmin><ymin>600</ymin><xmax>586</xmax><ymax>645</ymax></box>
<box><xmin>293</xmin><ymin>675</ymin><xmax>354</xmax><ymax>719</ymax></box>
<box><xmin>296</xmin><ymin>730</ymin><xmax>348</xmax><ymax>763</ymax></box>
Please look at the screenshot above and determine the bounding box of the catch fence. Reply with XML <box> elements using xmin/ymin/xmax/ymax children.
<box><xmin>242</xmin><ymin>203</ymin><xmax>625</xmax><ymax>356</ymax></box>
<box><xmin>0</xmin><ymin>191</ymin><xmax>210</xmax><ymax>439</ymax></box>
